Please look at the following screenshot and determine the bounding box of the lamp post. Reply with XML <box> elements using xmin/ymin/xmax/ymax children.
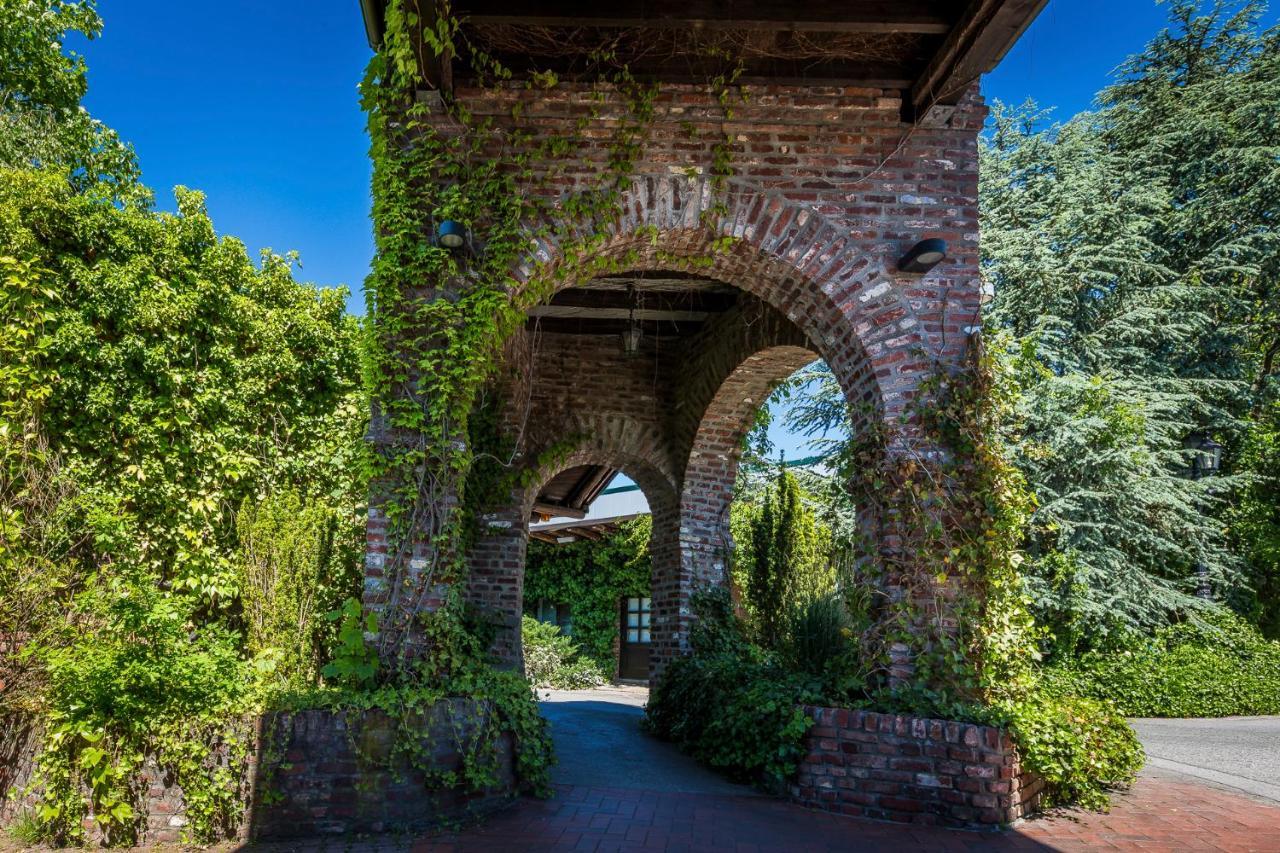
<box><xmin>1189</xmin><ymin>431</ymin><xmax>1223</xmax><ymax>481</ymax></box>
<box><xmin>1184</xmin><ymin>430</ymin><xmax>1223</xmax><ymax>599</ymax></box>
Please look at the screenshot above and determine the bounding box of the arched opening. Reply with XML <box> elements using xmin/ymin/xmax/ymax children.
<box><xmin>518</xmin><ymin>459</ymin><xmax>676</xmax><ymax>686</ymax></box>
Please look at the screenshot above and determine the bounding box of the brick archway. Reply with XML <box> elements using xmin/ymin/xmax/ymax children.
<box><xmin>511</xmin><ymin>175</ymin><xmax>923</xmax><ymax>435</ymax></box>
<box><xmin>368</xmin><ymin>78</ymin><xmax>989</xmax><ymax>683</ymax></box>
<box><xmin>465</xmin><ymin>416</ymin><xmax>680</xmax><ymax>678</ymax></box>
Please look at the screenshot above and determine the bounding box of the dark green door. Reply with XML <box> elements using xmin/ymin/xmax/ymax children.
<box><xmin>619</xmin><ymin>595</ymin><xmax>651</xmax><ymax>680</ymax></box>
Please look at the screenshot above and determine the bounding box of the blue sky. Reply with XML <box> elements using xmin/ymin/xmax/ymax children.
<box><xmin>69</xmin><ymin>1</ymin><xmax>1250</xmax><ymax>465</ymax></box>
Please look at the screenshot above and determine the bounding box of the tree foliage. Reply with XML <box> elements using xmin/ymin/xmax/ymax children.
<box><xmin>981</xmin><ymin>0</ymin><xmax>1279</xmax><ymax>647</ymax></box>
<box><xmin>0</xmin><ymin>0</ymin><xmax>141</xmax><ymax>199</ymax></box>
<box><xmin>0</xmin><ymin>0</ymin><xmax>370</xmax><ymax>839</ymax></box>
<box><xmin>741</xmin><ymin>466</ymin><xmax>834</xmax><ymax>648</ymax></box>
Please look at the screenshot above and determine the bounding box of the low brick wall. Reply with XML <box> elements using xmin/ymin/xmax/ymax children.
<box><xmin>790</xmin><ymin>707</ymin><xmax>1044</xmax><ymax>828</ymax></box>
<box><xmin>248</xmin><ymin>701</ymin><xmax>516</xmax><ymax>838</ymax></box>
<box><xmin>0</xmin><ymin>700</ymin><xmax>517</xmax><ymax>844</ymax></box>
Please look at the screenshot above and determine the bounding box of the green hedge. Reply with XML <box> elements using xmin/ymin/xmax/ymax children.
<box><xmin>1043</xmin><ymin>611</ymin><xmax>1280</xmax><ymax>717</ymax></box>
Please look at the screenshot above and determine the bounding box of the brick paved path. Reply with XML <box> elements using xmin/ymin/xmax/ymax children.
<box><xmin>407</xmin><ymin>771</ymin><xmax>1280</xmax><ymax>853</ymax></box>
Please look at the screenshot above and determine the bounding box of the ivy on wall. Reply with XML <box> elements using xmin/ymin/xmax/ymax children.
<box><xmin>523</xmin><ymin>517</ymin><xmax>653</xmax><ymax>671</ymax></box>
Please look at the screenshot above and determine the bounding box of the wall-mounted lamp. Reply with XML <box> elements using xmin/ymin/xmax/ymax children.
<box><xmin>436</xmin><ymin>220</ymin><xmax>467</xmax><ymax>249</ymax></box>
<box><xmin>897</xmin><ymin>238</ymin><xmax>948</xmax><ymax>274</ymax></box>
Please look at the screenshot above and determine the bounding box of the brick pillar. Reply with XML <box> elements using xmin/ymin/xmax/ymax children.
<box><xmin>465</xmin><ymin>498</ymin><xmax>529</xmax><ymax>668</ymax></box>
<box><xmin>646</xmin><ymin>496</ymin><xmax>683</xmax><ymax>682</ymax></box>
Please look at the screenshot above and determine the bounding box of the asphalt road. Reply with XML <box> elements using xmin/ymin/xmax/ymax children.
<box><xmin>1132</xmin><ymin>716</ymin><xmax>1280</xmax><ymax>803</ymax></box>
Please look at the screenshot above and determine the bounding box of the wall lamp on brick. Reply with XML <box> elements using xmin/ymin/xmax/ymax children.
<box><xmin>436</xmin><ymin>219</ymin><xmax>467</xmax><ymax>249</ymax></box>
<box><xmin>897</xmin><ymin>238</ymin><xmax>947</xmax><ymax>274</ymax></box>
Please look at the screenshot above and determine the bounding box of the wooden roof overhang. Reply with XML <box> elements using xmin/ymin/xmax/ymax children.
<box><xmin>529</xmin><ymin>513</ymin><xmax>645</xmax><ymax>543</ymax></box>
<box><xmin>359</xmin><ymin>0</ymin><xmax>1046</xmax><ymax>121</ymax></box>
<box><xmin>532</xmin><ymin>464</ymin><xmax>619</xmax><ymax>522</ymax></box>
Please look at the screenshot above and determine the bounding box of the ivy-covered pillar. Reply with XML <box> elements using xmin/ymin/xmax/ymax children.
<box><xmin>464</xmin><ymin>498</ymin><xmax>529</xmax><ymax>666</ymax></box>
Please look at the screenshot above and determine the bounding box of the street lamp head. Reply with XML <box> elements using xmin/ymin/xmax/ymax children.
<box><xmin>1186</xmin><ymin>430</ymin><xmax>1223</xmax><ymax>479</ymax></box>
<box><xmin>436</xmin><ymin>220</ymin><xmax>467</xmax><ymax>249</ymax></box>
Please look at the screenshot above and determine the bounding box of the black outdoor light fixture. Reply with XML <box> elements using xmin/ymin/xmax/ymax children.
<box><xmin>897</xmin><ymin>238</ymin><xmax>948</xmax><ymax>274</ymax></box>
<box><xmin>436</xmin><ymin>219</ymin><xmax>467</xmax><ymax>249</ymax></box>
<box><xmin>1182</xmin><ymin>430</ymin><xmax>1223</xmax><ymax>599</ymax></box>
<box><xmin>621</xmin><ymin>283</ymin><xmax>642</xmax><ymax>357</ymax></box>
<box><xmin>1186</xmin><ymin>430</ymin><xmax>1224</xmax><ymax>480</ymax></box>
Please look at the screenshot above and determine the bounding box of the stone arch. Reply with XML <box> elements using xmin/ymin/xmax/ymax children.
<box><xmin>465</xmin><ymin>413</ymin><xmax>680</xmax><ymax>680</ymax></box>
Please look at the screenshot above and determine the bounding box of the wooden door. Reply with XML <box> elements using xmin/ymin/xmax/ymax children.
<box><xmin>618</xmin><ymin>595</ymin><xmax>651</xmax><ymax>680</ymax></box>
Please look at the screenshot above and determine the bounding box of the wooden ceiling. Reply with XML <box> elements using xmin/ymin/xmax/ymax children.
<box><xmin>359</xmin><ymin>0</ymin><xmax>1048</xmax><ymax>121</ymax></box>
<box><xmin>532</xmin><ymin>464</ymin><xmax>619</xmax><ymax>521</ymax></box>
<box><xmin>526</xmin><ymin>271</ymin><xmax>736</xmax><ymax>338</ymax></box>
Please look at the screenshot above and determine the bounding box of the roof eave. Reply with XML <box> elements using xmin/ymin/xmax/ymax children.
<box><xmin>359</xmin><ymin>0</ymin><xmax>385</xmax><ymax>49</ymax></box>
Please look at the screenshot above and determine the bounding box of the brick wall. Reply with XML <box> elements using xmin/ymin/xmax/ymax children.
<box><xmin>0</xmin><ymin>702</ymin><xmax>517</xmax><ymax>844</ymax></box>
<box><xmin>367</xmin><ymin>78</ymin><xmax>990</xmax><ymax>683</ymax></box>
<box><xmin>248</xmin><ymin>702</ymin><xmax>516</xmax><ymax>839</ymax></box>
<box><xmin>792</xmin><ymin>707</ymin><xmax>1044</xmax><ymax>829</ymax></box>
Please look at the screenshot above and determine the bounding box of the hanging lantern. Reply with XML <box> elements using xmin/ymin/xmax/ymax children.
<box><xmin>621</xmin><ymin>284</ymin><xmax>642</xmax><ymax>357</ymax></box>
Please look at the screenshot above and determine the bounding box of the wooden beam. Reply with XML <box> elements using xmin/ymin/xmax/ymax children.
<box><xmin>909</xmin><ymin>0</ymin><xmax>1048</xmax><ymax>121</ymax></box>
<box><xmin>453</xmin><ymin>0</ymin><xmax>954</xmax><ymax>34</ymax></box>
<box><xmin>528</xmin><ymin>305</ymin><xmax>712</xmax><ymax>323</ymax></box>
<box><xmin>459</xmin><ymin>50</ymin><xmax>914</xmax><ymax>88</ymax></box>
<box><xmin>531</xmin><ymin>501</ymin><xmax>588</xmax><ymax>520</ymax></box>
<box><xmin>525</xmin><ymin>317</ymin><xmax>703</xmax><ymax>336</ymax></box>
<box><xmin>360</xmin><ymin>0</ymin><xmax>386</xmax><ymax>48</ymax></box>
<box><xmin>564</xmin><ymin>465</ymin><xmax>618</xmax><ymax>508</ymax></box>
<box><xmin>543</xmin><ymin>289</ymin><xmax>736</xmax><ymax>312</ymax></box>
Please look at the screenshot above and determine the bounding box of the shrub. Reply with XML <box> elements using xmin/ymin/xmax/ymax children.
<box><xmin>521</xmin><ymin>615</ymin><xmax>607</xmax><ymax>690</ymax></box>
<box><xmin>235</xmin><ymin>489</ymin><xmax>363</xmax><ymax>688</ymax></box>
<box><xmin>645</xmin><ymin>590</ymin><xmax>822</xmax><ymax>787</ymax></box>
<box><xmin>1043</xmin><ymin>611</ymin><xmax>1280</xmax><ymax>717</ymax></box>
<box><xmin>779</xmin><ymin>589</ymin><xmax>870</xmax><ymax>701</ymax></box>
<box><xmin>994</xmin><ymin>692</ymin><xmax>1143</xmax><ymax>810</ymax></box>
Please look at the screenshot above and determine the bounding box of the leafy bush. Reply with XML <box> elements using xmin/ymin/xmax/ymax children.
<box><xmin>995</xmin><ymin>691</ymin><xmax>1142</xmax><ymax>811</ymax></box>
<box><xmin>29</xmin><ymin>561</ymin><xmax>258</xmax><ymax>844</ymax></box>
<box><xmin>1043</xmin><ymin>611</ymin><xmax>1280</xmax><ymax>717</ymax></box>
<box><xmin>521</xmin><ymin>615</ymin><xmax>607</xmax><ymax>690</ymax></box>
<box><xmin>236</xmin><ymin>489</ymin><xmax>363</xmax><ymax>688</ymax></box>
<box><xmin>645</xmin><ymin>590</ymin><xmax>822</xmax><ymax>787</ymax></box>
<box><xmin>779</xmin><ymin>589</ymin><xmax>870</xmax><ymax>701</ymax></box>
